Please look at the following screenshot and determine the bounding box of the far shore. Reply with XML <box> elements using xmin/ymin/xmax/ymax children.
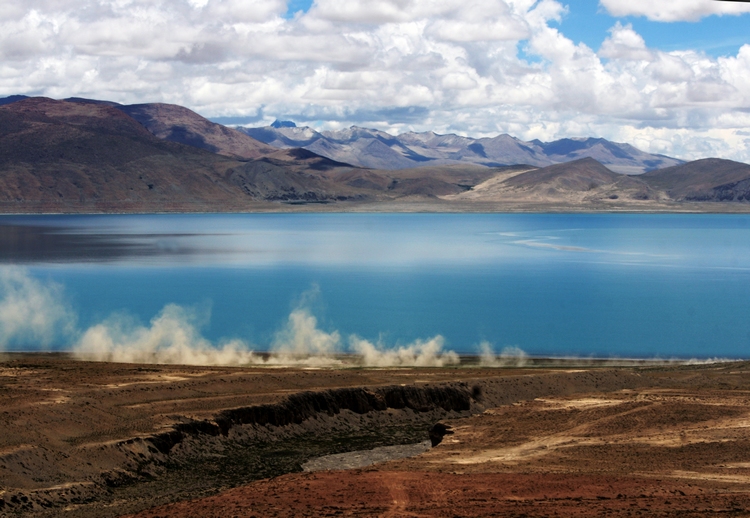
<box><xmin>0</xmin><ymin>350</ymin><xmax>741</xmax><ymax>369</ymax></box>
<box><xmin>3</xmin><ymin>197</ymin><xmax>750</xmax><ymax>216</ymax></box>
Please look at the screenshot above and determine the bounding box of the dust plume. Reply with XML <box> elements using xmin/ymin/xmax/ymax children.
<box><xmin>6</xmin><ymin>269</ymin><xmax>461</xmax><ymax>368</ymax></box>
<box><xmin>265</xmin><ymin>307</ymin><xmax>344</xmax><ymax>366</ymax></box>
<box><xmin>0</xmin><ymin>267</ymin><xmax>76</xmax><ymax>349</ymax></box>
<box><xmin>349</xmin><ymin>335</ymin><xmax>459</xmax><ymax>367</ymax></box>
<box><xmin>684</xmin><ymin>357</ymin><xmax>734</xmax><ymax>365</ymax></box>
<box><xmin>73</xmin><ymin>302</ymin><xmax>463</xmax><ymax>368</ymax></box>
<box><xmin>478</xmin><ymin>341</ymin><xmax>528</xmax><ymax>367</ymax></box>
<box><xmin>74</xmin><ymin>304</ymin><xmax>261</xmax><ymax>365</ymax></box>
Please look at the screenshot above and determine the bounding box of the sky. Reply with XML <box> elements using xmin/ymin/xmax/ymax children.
<box><xmin>1</xmin><ymin>0</ymin><xmax>750</xmax><ymax>162</ymax></box>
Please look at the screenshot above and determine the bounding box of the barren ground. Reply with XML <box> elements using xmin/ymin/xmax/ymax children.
<box><xmin>3</xmin><ymin>355</ymin><xmax>750</xmax><ymax>516</ymax></box>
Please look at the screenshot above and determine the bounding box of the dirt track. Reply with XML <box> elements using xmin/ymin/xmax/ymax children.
<box><xmin>124</xmin><ymin>471</ymin><xmax>750</xmax><ymax>517</ymax></box>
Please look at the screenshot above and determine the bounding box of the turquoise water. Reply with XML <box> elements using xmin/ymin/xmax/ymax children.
<box><xmin>2</xmin><ymin>213</ymin><xmax>750</xmax><ymax>359</ymax></box>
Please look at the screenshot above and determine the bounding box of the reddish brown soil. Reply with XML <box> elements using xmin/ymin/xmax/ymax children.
<box><xmin>124</xmin><ymin>382</ymin><xmax>750</xmax><ymax>517</ymax></box>
<box><xmin>124</xmin><ymin>470</ymin><xmax>750</xmax><ymax>517</ymax></box>
<box><xmin>6</xmin><ymin>355</ymin><xmax>750</xmax><ymax>517</ymax></box>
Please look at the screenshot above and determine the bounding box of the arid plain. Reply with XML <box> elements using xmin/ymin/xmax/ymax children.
<box><xmin>3</xmin><ymin>354</ymin><xmax>750</xmax><ymax>517</ymax></box>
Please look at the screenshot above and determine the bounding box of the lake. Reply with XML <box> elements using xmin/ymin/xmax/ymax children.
<box><xmin>1</xmin><ymin>213</ymin><xmax>749</xmax><ymax>362</ymax></box>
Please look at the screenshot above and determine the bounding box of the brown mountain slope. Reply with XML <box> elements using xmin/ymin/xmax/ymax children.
<box><xmin>320</xmin><ymin>164</ymin><xmax>510</xmax><ymax>197</ymax></box>
<box><xmin>116</xmin><ymin>103</ymin><xmax>277</xmax><ymax>160</ymax></box>
<box><xmin>641</xmin><ymin>158</ymin><xmax>750</xmax><ymax>202</ymax></box>
<box><xmin>0</xmin><ymin>98</ymin><xmax>371</xmax><ymax>212</ymax></box>
<box><xmin>448</xmin><ymin>158</ymin><xmax>658</xmax><ymax>204</ymax></box>
<box><xmin>504</xmin><ymin>157</ymin><xmax>635</xmax><ymax>191</ymax></box>
<box><xmin>265</xmin><ymin>147</ymin><xmax>358</xmax><ymax>170</ymax></box>
<box><xmin>0</xmin><ymin>98</ymin><xmax>249</xmax><ymax>211</ymax></box>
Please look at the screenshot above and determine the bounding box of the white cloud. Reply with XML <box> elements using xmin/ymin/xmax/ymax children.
<box><xmin>310</xmin><ymin>0</ymin><xmax>414</xmax><ymax>24</ymax></box>
<box><xmin>72</xmin><ymin>302</ymin><xmax>464</xmax><ymax>368</ymax></box>
<box><xmin>599</xmin><ymin>0</ymin><xmax>750</xmax><ymax>22</ymax></box>
<box><xmin>72</xmin><ymin>303</ymin><xmax>464</xmax><ymax>368</ymax></box>
<box><xmin>646</xmin><ymin>53</ymin><xmax>693</xmax><ymax>83</ymax></box>
<box><xmin>205</xmin><ymin>0</ymin><xmax>287</xmax><ymax>23</ymax></box>
<box><xmin>599</xmin><ymin>23</ymin><xmax>653</xmax><ymax>61</ymax></box>
<box><xmin>0</xmin><ymin>0</ymin><xmax>749</xmax><ymax>161</ymax></box>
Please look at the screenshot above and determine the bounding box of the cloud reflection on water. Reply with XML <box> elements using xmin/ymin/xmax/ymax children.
<box><xmin>4</xmin><ymin>214</ymin><xmax>750</xmax><ymax>270</ymax></box>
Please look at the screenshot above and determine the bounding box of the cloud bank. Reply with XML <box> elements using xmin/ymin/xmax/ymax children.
<box><xmin>600</xmin><ymin>0</ymin><xmax>750</xmax><ymax>22</ymax></box>
<box><xmin>1</xmin><ymin>1</ymin><xmax>749</xmax><ymax>162</ymax></box>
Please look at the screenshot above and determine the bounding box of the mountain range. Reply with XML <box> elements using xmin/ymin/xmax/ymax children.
<box><xmin>1</xmin><ymin>95</ymin><xmax>749</xmax><ymax>213</ymax></box>
<box><xmin>241</xmin><ymin>122</ymin><xmax>683</xmax><ymax>175</ymax></box>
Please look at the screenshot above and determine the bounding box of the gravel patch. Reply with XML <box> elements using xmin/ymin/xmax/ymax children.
<box><xmin>302</xmin><ymin>440</ymin><xmax>432</xmax><ymax>471</ymax></box>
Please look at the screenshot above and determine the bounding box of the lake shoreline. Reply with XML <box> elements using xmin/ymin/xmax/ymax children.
<box><xmin>3</xmin><ymin>198</ymin><xmax>750</xmax><ymax>215</ymax></box>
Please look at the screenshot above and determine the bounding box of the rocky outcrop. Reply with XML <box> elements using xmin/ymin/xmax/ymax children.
<box><xmin>429</xmin><ymin>422</ymin><xmax>454</xmax><ymax>447</ymax></box>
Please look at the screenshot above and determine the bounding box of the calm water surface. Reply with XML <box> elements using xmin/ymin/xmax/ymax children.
<box><xmin>1</xmin><ymin>213</ymin><xmax>749</xmax><ymax>359</ymax></box>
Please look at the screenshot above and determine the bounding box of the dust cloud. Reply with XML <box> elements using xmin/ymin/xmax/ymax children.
<box><xmin>74</xmin><ymin>304</ymin><xmax>260</xmax><ymax>365</ymax></box>
<box><xmin>73</xmin><ymin>302</ymin><xmax>463</xmax><ymax>368</ymax></box>
<box><xmin>478</xmin><ymin>341</ymin><xmax>528</xmax><ymax>367</ymax></box>
<box><xmin>350</xmin><ymin>335</ymin><xmax>459</xmax><ymax>367</ymax></box>
<box><xmin>68</xmin><ymin>274</ymin><xmax>466</xmax><ymax>367</ymax></box>
<box><xmin>0</xmin><ymin>267</ymin><xmax>76</xmax><ymax>349</ymax></box>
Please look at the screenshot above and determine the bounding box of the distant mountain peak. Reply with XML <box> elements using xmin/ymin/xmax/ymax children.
<box><xmin>0</xmin><ymin>95</ymin><xmax>30</xmax><ymax>106</ymax></box>
<box><xmin>271</xmin><ymin>120</ymin><xmax>297</xmax><ymax>128</ymax></box>
<box><xmin>64</xmin><ymin>97</ymin><xmax>122</xmax><ymax>107</ymax></box>
<box><xmin>237</xmin><ymin>123</ymin><xmax>684</xmax><ymax>173</ymax></box>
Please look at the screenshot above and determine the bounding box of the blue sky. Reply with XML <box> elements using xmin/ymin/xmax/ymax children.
<box><xmin>1</xmin><ymin>0</ymin><xmax>750</xmax><ymax>161</ymax></box>
<box><xmin>285</xmin><ymin>0</ymin><xmax>314</xmax><ymax>18</ymax></box>
<box><xmin>558</xmin><ymin>0</ymin><xmax>750</xmax><ymax>56</ymax></box>
<box><xmin>286</xmin><ymin>0</ymin><xmax>750</xmax><ymax>57</ymax></box>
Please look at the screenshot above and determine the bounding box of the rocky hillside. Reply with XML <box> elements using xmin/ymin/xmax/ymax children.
<box><xmin>0</xmin><ymin>98</ymin><xmax>366</xmax><ymax>212</ymax></box>
<box><xmin>642</xmin><ymin>158</ymin><xmax>750</xmax><ymax>202</ymax></box>
<box><xmin>446</xmin><ymin>158</ymin><xmax>655</xmax><ymax>206</ymax></box>
<box><xmin>116</xmin><ymin>102</ymin><xmax>278</xmax><ymax>160</ymax></box>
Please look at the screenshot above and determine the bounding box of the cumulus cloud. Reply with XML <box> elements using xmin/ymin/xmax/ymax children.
<box><xmin>599</xmin><ymin>0</ymin><xmax>750</xmax><ymax>22</ymax></box>
<box><xmin>599</xmin><ymin>23</ymin><xmax>653</xmax><ymax>61</ymax></box>
<box><xmin>0</xmin><ymin>267</ymin><xmax>76</xmax><ymax>349</ymax></box>
<box><xmin>1</xmin><ymin>1</ymin><xmax>750</xmax><ymax>167</ymax></box>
